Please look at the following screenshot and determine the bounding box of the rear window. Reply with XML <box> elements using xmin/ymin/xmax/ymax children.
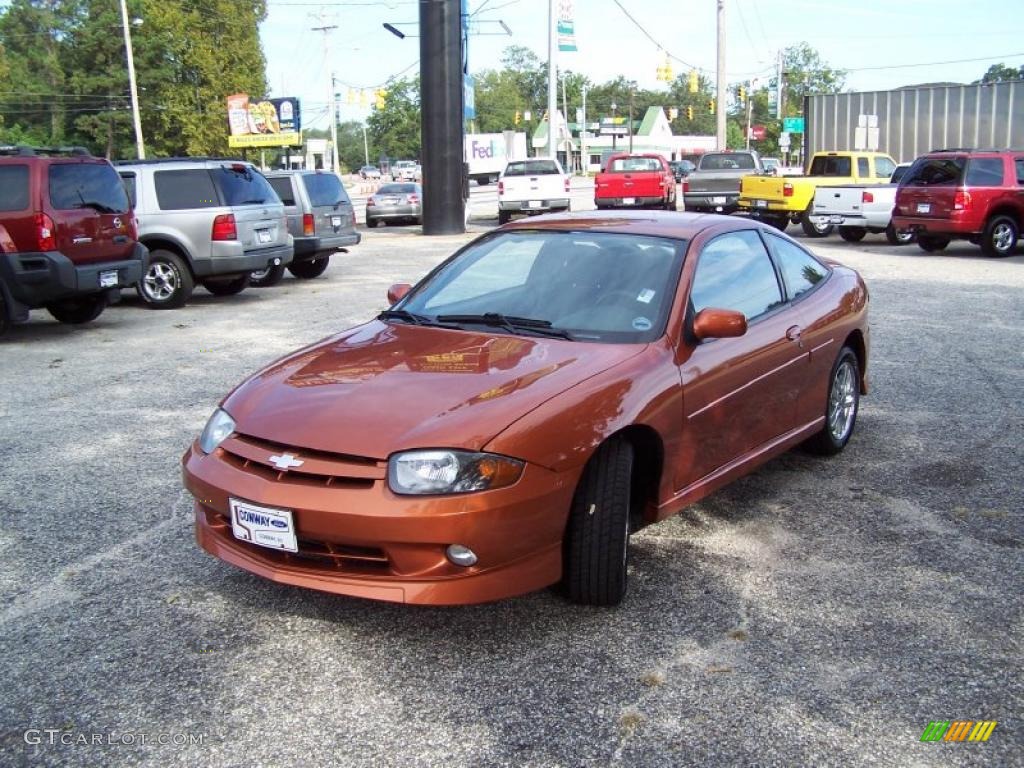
<box><xmin>268</xmin><ymin>177</ymin><xmax>295</xmax><ymax>206</ymax></box>
<box><xmin>155</xmin><ymin>170</ymin><xmax>219</xmax><ymax>210</ymax></box>
<box><xmin>0</xmin><ymin>165</ymin><xmax>29</xmax><ymax>211</ymax></box>
<box><xmin>809</xmin><ymin>155</ymin><xmax>851</xmax><ymax>176</ymax></box>
<box><xmin>504</xmin><ymin>160</ymin><xmax>561</xmax><ymax>176</ymax></box>
<box><xmin>302</xmin><ymin>173</ymin><xmax>350</xmax><ymax>206</ymax></box>
<box><xmin>890</xmin><ymin>165</ymin><xmax>909</xmax><ymax>185</ymax></box>
<box><xmin>903</xmin><ymin>156</ymin><xmax>965</xmax><ymax>187</ymax></box>
<box><xmin>699</xmin><ymin>153</ymin><xmax>756</xmax><ymax>171</ymax></box>
<box><xmin>965</xmin><ymin>157</ymin><xmax>1005</xmax><ymax>186</ymax></box>
<box><xmin>211</xmin><ymin>165</ymin><xmax>278</xmax><ymax>206</ymax></box>
<box><xmin>608</xmin><ymin>157</ymin><xmax>662</xmax><ymax>173</ymax></box>
<box><xmin>378</xmin><ymin>184</ymin><xmax>418</xmax><ymax>194</ymax></box>
<box><xmin>49</xmin><ymin>162</ymin><xmax>130</xmax><ymax>213</ymax></box>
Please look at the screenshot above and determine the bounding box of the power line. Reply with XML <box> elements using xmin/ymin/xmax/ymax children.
<box><xmin>841</xmin><ymin>52</ymin><xmax>1024</xmax><ymax>73</ymax></box>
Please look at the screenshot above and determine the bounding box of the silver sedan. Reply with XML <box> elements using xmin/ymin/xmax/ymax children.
<box><xmin>365</xmin><ymin>183</ymin><xmax>422</xmax><ymax>227</ymax></box>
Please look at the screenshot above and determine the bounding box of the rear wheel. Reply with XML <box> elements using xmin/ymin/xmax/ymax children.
<box><xmin>839</xmin><ymin>226</ymin><xmax>867</xmax><ymax>242</ymax></box>
<box><xmin>366</xmin><ymin>218</ymin><xmax>380</xmax><ymax>228</ymax></box>
<box><xmin>805</xmin><ymin>346</ymin><xmax>860</xmax><ymax>455</ymax></box>
<box><xmin>885</xmin><ymin>223</ymin><xmax>915</xmax><ymax>245</ymax></box>
<box><xmin>981</xmin><ymin>214</ymin><xmax>1018</xmax><ymax>257</ymax></box>
<box><xmin>288</xmin><ymin>255</ymin><xmax>330</xmax><ymax>279</ymax></box>
<box><xmin>563</xmin><ymin>438</ymin><xmax>634</xmax><ymax>606</ymax></box>
<box><xmin>139</xmin><ymin>249</ymin><xmax>193</xmax><ymax>309</ymax></box>
<box><xmin>801</xmin><ymin>207</ymin><xmax>833</xmax><ymax>237</ymax></box>
<box><xmin>0</xmin><ymin>290</ymin><xmax>9</xmax><ymax>336</ymax></box>
<box><xmin>763</xmin><ymin>214</ymin><xmax>789</xmax><ymax>231</ymax></box>
<box><xmin>46</xmin><ymin>294</ymin><xmax>106</xmax><ymax>325</ymax></box>
<box><xmin>249</xmin><ymin>262</ymin><xmax>286</xmax><ymax>287</ymax></box>
<box><xmin>497</xmin><ymin>209</ymin><xmax>511</xmax><ymax>225</ymax></box>
<box><xmin>917</xmin><ymin>234</ymin><xmax>950</xmax><ymax>252</ymax></box>
<box><xmin>202</xmin><ymin>274</ymin><xmax>250</xmax><ymax>296</ymax></box>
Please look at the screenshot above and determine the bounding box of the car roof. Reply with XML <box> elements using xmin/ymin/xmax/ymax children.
<box><xmin>500</xmin><ymin>210</ymin><xmax>761</xmax><ymax>240</ymax></box>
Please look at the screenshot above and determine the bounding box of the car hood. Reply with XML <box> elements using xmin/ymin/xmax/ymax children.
<box><xmin>224</xmin><ymin>320</ymin><xmax>646</xmax><ymax>458</ymax></box>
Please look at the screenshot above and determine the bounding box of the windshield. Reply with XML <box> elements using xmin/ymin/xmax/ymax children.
<box><xmin>397</xmin><ymin>231</ymin><xmax>686</xmax><ymax>343</ymax></box>
<box><xmin>699</xmin><ymin>153</ymin><xmax>756</xmax><ymax>170</ymax></box>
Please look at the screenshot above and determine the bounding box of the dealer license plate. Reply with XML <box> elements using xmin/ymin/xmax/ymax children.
<box><xmin>916</xmin><ymin>203</ymin><xmax>931</xmax><ymax>214</ymax></box>
<box><xmin>230</xmin><ymin>498</ymin><xmax>297</xmax><ymax>553</ymax></box>
<box><xmin>755</xmin><ymin>199</ymin><xmax>768</xmax><ymax>208</ymax></box>
<box><xmin>523</xmin><ymin>200</ymin><xmax>540</xmax><ymax>209</ymax></box>
<box><xmin>712</xmin><ymin>196</ymin><xmax>726</xmax><ymax>204</ymax></box>
<box><xmin>331</xmin><ymin>215</ymin><xmax>341</xmax><ymax>227</ymax></box>
<box><xmin>98</xmin><ymin>269</ymin><xmax>119</xmax><ymax>288</ymax></box>
<box><xmin>256</xmin><ymin>228</ymin><xmax>272</xmax><ymax>244</ymax></box>
<box><xmin>623</xmin><ymin>197</ymin><xmax>635</xmax><ymax>205</ymax></box>
<box><xmin>829</xmin><ymin>215</ymin><xmax>844</xmax><ymax>224</ymax></box>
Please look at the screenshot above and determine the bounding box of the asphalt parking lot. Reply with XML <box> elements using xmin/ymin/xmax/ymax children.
<box><xmin>1</xmin><ymin>221</ymin><xmax>1021</xmax><ymax>767</ymax></box>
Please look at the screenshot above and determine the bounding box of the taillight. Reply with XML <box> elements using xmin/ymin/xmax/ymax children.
<box><xmin>954</xmin><ymin>189</ymin><xmax>970</xmax><ymax>211</ymax></box>
<box><xmin>211</xmin><ymin>213</ymin><xmax>237</xmax><ymax>241</ymax></box>
<box><xmin>35</xmin><ymin>212</ymin><xmax>55</xmax><ymax>251</ymax></box>
<box><xmin>862</xmin><ymin>190</ymin><xmax>874</xmax><ymax>204</ymax></box>
<box><xmin>367</xmin><ymin>197</ymin><xmax>376</xmax><ymax>207</ymax></box>
<box><xmin>783</xmin><ymin>182</ymin><xmax>794</xmax><ymax>197</ymax></box>
<box><xmin>563</xmin><ymin>177</ymin><xmax>570</xmax><ymax>193</ymax></box>
<box><xmin>497</xmin><ymin>181</ymin><xmax>504</xmax><ymax>195</ymax></box>
<box><xmin>302</xmin><ymin>213</ymin><xmax>315</xmax><ymax>236</ymax></box>
<box><xmin>682</xmin><ymin>180</ymin><xmax>689</xmax><ymax>194</ymax></box>
<box><xmin>407</xmin><ymin>194</ymin><xmax>419</xmax><ymax>204</ymax></box>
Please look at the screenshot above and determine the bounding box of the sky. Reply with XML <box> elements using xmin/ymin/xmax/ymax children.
<box><xmin>259</xmin><ymin>0</ymin><xmax>1024</xmax><ymax>131</ymax></box>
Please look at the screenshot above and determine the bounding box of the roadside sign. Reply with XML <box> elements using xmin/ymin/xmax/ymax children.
<box><xmin>749</xmin><ymin>124</ymin><xmax>766</xmax><ymax>141</ymax></box>
<box><xmin>463</xmin><ymin>74</ymin><xmax>475</xmax><ymax>120</ymax></box>
<box><xmin>782</xmin><ymin>117</ymin><xmax>804</xmax><ymax>133</ymax></box>
<box><xmin>779</xmin><ymin>131</ymin><xmax>791</xmax><ymax>148</ymax></box>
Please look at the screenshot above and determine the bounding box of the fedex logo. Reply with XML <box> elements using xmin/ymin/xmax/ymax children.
<box><xmin>471</xmin><ymin>140</ymin><xmax>504</xmax><ymax>159</ymax></box>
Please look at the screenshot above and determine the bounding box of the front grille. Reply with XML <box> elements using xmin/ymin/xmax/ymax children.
<box><xmin>219</xmin><ymin>432</ymin><xmax>383</xmax><ymax>488</ymax></box>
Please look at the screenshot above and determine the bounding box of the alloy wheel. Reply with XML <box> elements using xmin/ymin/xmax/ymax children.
<box><xmin>142</xmin><ymin>262</ymin><xmax>179</xmax><ymax>302</ymax></box>
<box><xmin>828</xmin><ymin>360</ymin><xmax>857</xmax><ymax>442</ymax></box>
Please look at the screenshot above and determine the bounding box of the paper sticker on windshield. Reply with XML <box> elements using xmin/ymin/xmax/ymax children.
<box><xmin>637</xmin><ymin>289</ymin><xmax>656</xmax><ymax>304</ymax></box>
<box><xmin>632</xmin><ymin>316</ymin><xmax>652</xmax><ymax>331</ymax></box>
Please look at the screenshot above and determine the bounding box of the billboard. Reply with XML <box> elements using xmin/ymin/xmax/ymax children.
<box><xmin>227</xmin><ymin>94</ymin><xmax>302</xmax><ymax>148</ymax></box>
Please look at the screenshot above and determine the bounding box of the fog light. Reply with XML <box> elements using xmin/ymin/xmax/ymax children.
<box><xmin>446</xmin><ymin>544</ymin><xmax>477</xmax><ymax>567</ymax></box>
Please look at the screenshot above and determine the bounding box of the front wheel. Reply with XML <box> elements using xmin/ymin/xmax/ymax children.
<box><xmin>249</xmin><ymin>262</ymin><xmax>286</xmax><ymax>287</ymax></box>
<box><xmin>801</xmin><ymin>208</ymin><xmax>833</xmax><ymax>238</ymax></box>
<box><xmin>563</xmin><ymin>438</ymin><xmax>634</xmax><ymax>606</ymax></box>
<box><xmin>46</xmin><ymin>294</ymin><xmax>106</xmax><ymax>325</ymax></box>
<box><xmin>805</xmin><ymin>346</ymin><xmax>860</xmax><ymax>455</ymax></box>
<box><xmin>288</xmin><ymin>255</ymin><xmax>330</xmax><ymax>279</ymax></box>
<box><xmin>202</xmin><ymin>274</ymin><xmax>250</xmax><ymax>296</ymax></box>
<box><xmin>839</xmin><ymin>226</ymin><xmax>867</xmax><ymax>242</ymax></box>
<box><xmin>885</xmin><ymin>223</ymin><xmax>915</xmax><ymax>245</ymax></box>
<box><xmin>981</xmin><ymin>214</ymin><xmax>1018</xmax><ymax>257</ymax></box>
<box><xmin>917</xmin><ymin>234</ymin><xmax>950</xmax><ymax>252</ymax></box>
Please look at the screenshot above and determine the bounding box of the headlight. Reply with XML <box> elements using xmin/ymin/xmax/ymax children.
<box><xmin>388</xmin><ymin>450</ymin><xmax>524</xmax><ymax>495</ymax></box>
<box><xmin>198</xmin><ymin>408</ymin><xmax>236</xmax><ymax>454</ymax></box>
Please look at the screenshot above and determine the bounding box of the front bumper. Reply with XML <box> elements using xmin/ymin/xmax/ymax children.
<box><xmin>0</xmin><ymin>243</ymin><xmax>147</xmax><ymax>309</ymax></box>
<box><xmin>499</xmin><ymin>199</ymin><xmax>570</xmax><ymax>213</ymax></box>
<box><xmin>183</xmin><ymin>442</ymin><xmax>574</xmax><ymax>605</ymax></box>
<box><xmin>293</xmin><ymin>231</ymin><xmax>361</xmax><ymax>258</ymax></box>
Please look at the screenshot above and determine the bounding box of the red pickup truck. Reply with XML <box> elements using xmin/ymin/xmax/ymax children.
<box><xmin>594</xmin><ymin>153</ymin><xmax>677</xmax><ymax>210</ymax></box>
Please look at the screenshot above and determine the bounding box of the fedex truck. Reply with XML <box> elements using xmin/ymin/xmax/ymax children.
<box><xmin>465</xmin><ymin>131</ymin><xmax>528</xmax><ymax>185</ymax></box>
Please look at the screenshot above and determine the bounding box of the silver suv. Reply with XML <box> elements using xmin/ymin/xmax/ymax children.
<box><xmin>258</xmin><ymin>170</ymin><xmax>360</xmax><ymax>286</ymax></box>
<box><xmin>117</xmin><ymin>159</ymin><xmax>293</xmax><ymax>308</ymax></box>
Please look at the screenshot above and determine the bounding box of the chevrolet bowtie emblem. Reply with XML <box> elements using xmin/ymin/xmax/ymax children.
<box><xmin>268</xmin><ymin>453</ymin><xmax>304</xmax><ymax>470</ymax></box>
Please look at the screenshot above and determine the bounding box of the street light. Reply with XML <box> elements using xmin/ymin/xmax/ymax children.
<box><xmin>610</xmin><ymin>101</ymin><xmax>617</xmax><ymax>151</ymax></box>
<box><xmin>118</xmin><ymin>0</ymin><xmax>144</xmax><ymax>158</ymax></box>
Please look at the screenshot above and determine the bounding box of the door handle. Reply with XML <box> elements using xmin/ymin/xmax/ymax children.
<box><xmin>786</xmin><ymin>325</ymin><xmax>802</xmax><ymax>342</ymax></box>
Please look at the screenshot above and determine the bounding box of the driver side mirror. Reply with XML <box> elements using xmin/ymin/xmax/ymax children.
<box><xmin>693</xmin><ymin>308</ymin><xmax>747</xmax><ymax>340</ymax></box>
<box><xmin>387</xmin><ymin>283</ymin><xmax>412</xmax><ymax>304</ymax></box>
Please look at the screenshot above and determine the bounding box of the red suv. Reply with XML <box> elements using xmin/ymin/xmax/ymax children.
<box><xmin>893</xmin><ymin>149</ymin><xmax>1024</xmax><ymax>257</ymax></box>
<box><xmin>0</xmin><ymin>145</ymin><xmax>147</xmax><ymax>334</ymax></box>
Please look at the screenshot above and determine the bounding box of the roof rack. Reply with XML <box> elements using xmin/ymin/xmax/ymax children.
<box><xmin>929</xmin><ymin>147</ymin><xmax>1023</xmax><ymax>153</ymax></box>
<box><xmin>0</xmin><ymin>145</ymin><xmax>93</xmax><ymax>157</ymax></box>
<box><xmin>112</xmin><ymin>156</ymin><xmax>248</xmax><ymax>165</ymax></box>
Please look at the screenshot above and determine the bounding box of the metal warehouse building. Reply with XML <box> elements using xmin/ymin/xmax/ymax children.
<box><xmin>805</xmin><ymin>80</ymin><xmax>1024</xmax><ymax>163</ymax></box>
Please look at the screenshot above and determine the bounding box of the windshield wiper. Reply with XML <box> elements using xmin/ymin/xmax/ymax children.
<box><xmin>378</xmin><ymin>309</ymin><xmax>431</xmax><ymax>325</ymax></box>
<box><xmin>75</xmin><ymin>190</ymin><xmax>118</xmax><ymax>213</ymax></box>
<box><xmin>436</xmin><ymin>313</ymin><xmax>574</xmax><ymax>340</ymax></box>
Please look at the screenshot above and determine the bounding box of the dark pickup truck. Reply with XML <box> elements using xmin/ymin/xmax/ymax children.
<box><xmin>682</xmin><ymin>150</ymin><xmax>762</xmax><ymax>214</ymax></box>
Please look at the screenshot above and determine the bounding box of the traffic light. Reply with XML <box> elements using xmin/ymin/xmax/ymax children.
<box><xmin>374</xmin><ymin>89</ymin><xmax>386</xmax><ymax>109</ymax></box>
<box><xmin>514</xmin><ymin>110</ymin><xmax>521</xmax><ymax>125</ymax></box>
<box><xmin>708</xmin><ymin>98</ymin><xmax>715</xmax><ymax>115</ymax></box>
<box><xmin>668</xmin><ymin>107</ymin><xmax>678</xmax><ymax>121</ymax></box>
<box><xmin>688</xmin><ymin>70</ymin><xmax>699</xmax><ymax>93</ymax></box>
<box><xmin>739</xmin><ymin>86</ymin><xmax>746</xmax><ymax>104</ymax></box>
<box><xmin>346</xmin><ymin>88</ymin><xmax>356</xmax><ymax>105</ymax></box>
<box><xmin>686</xmin><ymin>105</ymin><xmax>693</xmax><ymax>121</ymax></box>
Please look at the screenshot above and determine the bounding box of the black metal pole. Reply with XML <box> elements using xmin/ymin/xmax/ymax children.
<box><xmin>420</xmin><ymin>0</ymin><xmax>465</xmax><ymax>234</ymax></box>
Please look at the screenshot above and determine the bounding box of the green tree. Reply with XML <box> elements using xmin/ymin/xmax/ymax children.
<box><xmin>335</xmin><ymin>120</ymin><xmax>369</xmax><ymax>172</ymax></box>
<box><xmin>366</xmin><ymin>76</ymin><xmax>420</xmax><ymax>161</ymax></box>
<box><xmin>977</xmin><ymin>63</ymin><xmax>1023</xmax><ymax>83</ymax></box>
<box><xmin>664</xmin><ymin>70</ymin><xmax>716</xmax><ymax>136</ymax></box>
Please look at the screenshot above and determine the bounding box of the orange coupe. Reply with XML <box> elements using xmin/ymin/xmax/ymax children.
<box><xmin>183</xmin><ymin>211</ymin><xmax>869</xmax><ymax>605</ymax></box>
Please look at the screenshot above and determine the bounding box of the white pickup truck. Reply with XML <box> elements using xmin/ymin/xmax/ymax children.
<box><xmin>497</xmin><ymin>158</ymin><xmax>570</xmax><ymax>224</ymax></box>
<box><xmin>810</xmin><ymin>163</ymin><xmax>913</xmax><ymax>244</ymax></box>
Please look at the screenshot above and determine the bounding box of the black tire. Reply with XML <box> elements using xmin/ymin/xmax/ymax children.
<box><xmin>0</xmin><ymin>289</ymin><xmax>10</xmax><ymax>337</ymax></box>
<box><xmin>46</xmin><ymin>294</ymin><xmax>107</xmax><ymax>325</ymax></box>
<box><xmin>202</xmin><ymin>274</ymin><xmax>250</xmax><ymax>296</ymax></box>
<box><xmin>917</xmin><ymin>234</ymin><xmax>950</xmax><ymax>252</ymax></box>
<box><xmin>838</xmin><ymin>226</ymin><xmax>867</xmax><ymax>242</ymax></box>
<box><xmin>763</xmin><ymin>214</ymin><xmax>789</xmax><ymax>231</ymax></box>
<box><xmin>805</xmin><ymin>346</ymin><xmax>860</xmax><ymax>456</ymax></box>
<box><xmin>663</xmin><ymin>197</ymin><xmax>676</xmax><ymax>211</ymax></box>
<box><xmin>981</xmin><ymin>214</ymin><xmax>1018</xmax><ymax>257</ymax></box>
<box><xmin>885</xmin><ymin>223</ymin><xmax>915</xmax><ymax>246</ymax></box>
<box><xmin>563</xmin><ymin>438</ymin><xmax>634</xmax><ymax>606</ymax></box>
<box><xmin>249</xmin><ymin>262</ymin><xmax>286</xmax><ymax>287</ymax></box>
<box><xmin>497</xmin><ymin>209</ymin><xmax>511</xmax><ymax>225</ymax></box>
<box><xmin>800</xmin><ymin>208</ymin><xmax>833</xmax><ymax>238</ymax></box>
<box><xmin>366</xmin><ymin>218</ymin><xmax>380</xmax><ymax>228</ymax></box>
<box><xmin>288</xmin><ymin>255</ymin><xmax>330</xmax><ymax>279</ymax></box>
<box><xmin>138</xmin><ymin>249</ymin><xmax>193</xmax><ymax>309</ymax></box>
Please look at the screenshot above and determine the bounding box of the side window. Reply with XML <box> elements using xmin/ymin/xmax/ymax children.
<box><xmin>965</xmin><ymin>158</ymin><xmax>1005</xmax><ymax>186</ymax></box>
<box><xmin>875</xmin><ymin>156</ymin><xmax>896</xmax><ymax>178</ymax></box>
<box><xmin>154</xmin><ymin>170</ymin><xmax>220</xmax><ymax>210</ymax></box>
<box><xmin>766</xmin><ymin>234</ymin><xmax>830</xmax><ymax>300</ymax></box>
<box><xmin>690</xmin><ymin>230</ymin><xmax>783</xmax><ymax>321</ymax></box>
<box><xmin>0</xmin><ymin>165</ymin><xmax>30</xmax><ymax>211</ymax></box>
<box><xmin>268</xmin><ymin>177</ymin><xmax>295</xmax><ymax>206</ymax></box>
<box><xmin>120</xmin><ymin>172</ymin><xmax>137</xmax><ymax>207</ymax></box>
<box><xmin>1014</xmin><ymin>159</ymin><xmax>1024</xmax><ymax>185</ymax></box>
<box><xmin>857</xmin><ymin>157</ymin><xmax>870</xmax><ymax>177</ymax></box>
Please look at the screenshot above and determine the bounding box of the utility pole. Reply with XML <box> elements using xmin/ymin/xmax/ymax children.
<box><xmin>362</xmin><ymin>123</ymin><xmax>369</xmax><ymax>165</ymax></box>
<box><xmin>561</xmin><ymin>72</ymin><xmax>569</xmax><ymax>170</ymax></box>
<box><xmin>715</xmin><ymin>0</ymin><xmax>726</xmax><ymax>150</ymax></box>
<box><xmin>776</xmin><ymin>49</ymin><xmax>784</xmax><ymax>119</ymax></box>
<box><xmin>312</xmin><ymin>18</ymin><xmax>339</xmax><ymax>170</ymax></box>
<box><xmin>745</xmin><ymin>83</ymin><xmax>752</xmax><ymax>150</ymax></box>
<box><xmin>547</xmin><ymin>0</ymin><xmax>558</xmax><ymax>159</ymax></box>
<box><xmin>118</xmin><ymin>0</ymin><xmax>144</xmax><ymax>158</ymax></box>
<box><xmin>628</xmin><ymin>89</ymin><xmax>634</xmax><ymax>153</ymax></box>
<box><xmin>580</xmin><ymin>83</ymin><xmax>587</xmax><ymax>174</ymax></box>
